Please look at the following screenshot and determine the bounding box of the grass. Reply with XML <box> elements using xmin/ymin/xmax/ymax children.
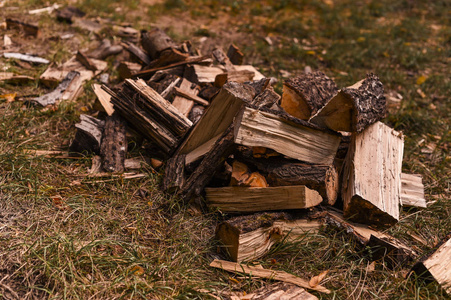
<box><xmin>1</xmin><ymin>0</ymin><xmax>450</xmax><ymax>298</ymax></box>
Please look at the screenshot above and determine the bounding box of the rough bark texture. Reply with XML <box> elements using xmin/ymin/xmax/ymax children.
<box><xmin>282</xmin><ymin>71</ymin><xmax>338</xmax><ymax>119</ymax></box>
<box><xmin>162</xmin><ymin>154</ymin><xmax>186</xmax><ymax>192</ymax></box>
<box><xmin>141</xmin><ymin>28</ymin><xmax>177</xmax><ymax>60</ymax></box>
<box><xmin>100</xmin><ymin>113</ymin><xmax>127</xmax><ymax>173</ymax></box>
<box><xmin>178</xmin><ymin>125</ymin><xmax>236</xmax><ymax>203</ymax></box>
<box><xmin>70</xmin><ymin>114</ymin><xmax>104</xmax><ymax>155</ymax></box>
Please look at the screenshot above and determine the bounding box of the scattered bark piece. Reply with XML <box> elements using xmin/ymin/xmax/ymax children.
<box><xmin>100</xmin><ymin>113</ymin><xmax>127</xmax><ymax>173</ymax></box>
<box><xmin>76</xmin><ymin>51</ymin><xmax>97</xmax><ymax>71</ymax></box>
<box><xmin>163</xmin><ymin>154</ymin><xmax>186</xmax><ymax>192</ymax></box>
<box><xmin>227</xmin><ymin>44</ymin><xmax>244</xmax><ymax>65</ymax></box>
<box><xmin>56</xmin><ymin>6</ymin><xmax>85</xmax><ymax>23</ymax></box>
<box><xmin>210</xmin><ymin>259</ymin><xmax>330</xmax><ymax>294</ymax></box>
<box><xmin>0</xmin><ymin>72</ymin><xmax>34</xmax><ymax>84</ymax></box>
<box><xmin>70</xmin><ymin>114</ymin><xmax>104</xmax><ymax>155</ymax></box>
<box><xmin>123</xmin><ymin>41</ymin><xmax>152</xmax><ymax>65</ymax></box>
<box><xmin>31</xmin><ymin>71</ymin><xmax>80</xmax><ymax>106</ymax></box>
<box><xmin>6</xmin><ymin>18</ymin><xmax>40</xmax><ymax>37</ymax></box>
<box><xmin>88</xmin><ymin>39</ymin><xmax>123</xmax><ymax>59</ymax></box>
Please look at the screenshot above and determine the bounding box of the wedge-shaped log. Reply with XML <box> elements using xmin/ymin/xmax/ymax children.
<box><xmin>342</xmin><ymin>122</ymin><xmax>404</xmax><ymax>227</ymax></box>
<box><xmin>310</xmin><ymin>73</ymin><xmax>386</xmax><ymax>132</ymax></box>
<box><xmin>401</xmin><ymin>173</ymin><xmax>427</xmax><ymax>208</ymax></box>
<box><xmin>205</xmin><ymin>185</ymin><xmax>322</xmax><ymax>213</ymax></box>
<box><xmin>234</xmin><ymin>107</ymin><xmax>341</xmax><ymax>165</ymax></box>
<box><xmin>216</xmin><ymin>212</ymin><xmax>322</xmax><ymax>262</ymax></box>
<box><xmin>281</xmin><ymin>71</ymin><xmax>338</xmax><ymax>120</ymax></box>
<box><xmin>412</xmin><ymin>235</ymin><xmax>451</xmax><ymax>296</ymax></box>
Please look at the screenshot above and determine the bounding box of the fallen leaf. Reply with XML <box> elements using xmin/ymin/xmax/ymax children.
<box><xmin>366</xmin><ymin>261</ymin><xmax>376</xmax><ymax>273</ymax></box>
<box><xmin>51</xmin><ymin>195</ymin><xmax>67</xmax><ymax>210</ymax></box>
<box><xmin>0</xmin><ymin>93</ymin><xmax>16</xmax><ymax>102</ymax></box>
<box><xmin>309</xmin><ymin>270</ymin><xmax>329</xmax><ymax>288</ymax></box>
<box><xmin>416</xmin><ymin>88</ymin><xmax>426</xmax><ymax>98</ymax></box>
<box><xmin>129</xmin><ymin>265</ymin><xmax>144</xmax><ymax>276</ymax></box>
<box><xmin>416</xmin><ymin>75</ymin><xmax>427</xmax><ymax>85</ymax></box>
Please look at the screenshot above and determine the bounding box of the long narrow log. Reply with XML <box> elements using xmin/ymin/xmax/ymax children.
<box><xmin>100</xmin><ymin>113</ymin><xmax>127</xmax><ymax>173</ymax></box>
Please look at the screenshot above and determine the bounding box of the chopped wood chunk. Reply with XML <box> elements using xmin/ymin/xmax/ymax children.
<box><xmin>141</xmin><ymin>28</ymin><xmax>177</xmax><ymax>60</ymax></box>
<box><xmin>281</xmin><ymin>71</ymin><xmax>338</xmax><ymax>120</ymax></box>
<box><xmin>92</xmin><ymin>84</ymin><xmax>114</xmax><ymax>116</ymax></box>
<box><xmin>56</xmin><ymin>6</ymin><xmax>85</xmax><ymax>23</ymax></box>
<box><xmin>206</xmin><ymin>185</ymin><xmax>322</xmax><ymax>213</ymax></box>
<box><xmin>69</xmin><ymin>114</ymin><xmax>104</xmax><ymax>155</ymax></box>
<box><xmin>76</xmin><ymin>50</ymin><xmax>97</xmax><ymax>71</ymax></box>
<box><xmin>227</xmin><ymin>44</ymin><xmax>244</xmax><ymax>65</ymax></box>
<box><xmin>401</xmin><ymin>173</ymin><xmax>427</xmax><ymax>208</ymax></box>
<box><xmin>117</xmin><ymin>61</ymin><xmax>142</xmax><ymax>80</ymax></box>
<box><xmin>88</xmin><ymin>39</ymin><xmax>123</xmax><ymax>59</ymax></box>
<box><xmin>122</xmin><ymin>41</ymin><xmax>152</xmax><ymax>66</ymax></box>
<box><xmin>31</xmin><ymin>71</ymin><xmax>80</xmax><ymax>106</ymax></box>
<box><xmin>310</xmin><ymin>73</ymin><xmax>386</xmax><ymax>132</ymax></box>
<box><xmin>341</xmin><ymin>122</ymin><xmax>403</xmax><ymax>227</ymax></box>
<box><xmin>412</xmin><ymin>235</ymin><xmax>451</xmax><ymax>296</ymax></box>
<box><xmin>163</xmin><ymin>154</ymin><xmax>186</xmax><ymax>192</ymax></box>
<box><xmin>0</xmin><ymin>72</ymin><xmax>34</xmax><ymax>84</ymax></box>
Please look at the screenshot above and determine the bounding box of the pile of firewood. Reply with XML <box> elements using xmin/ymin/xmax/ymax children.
<box><xmin>25</xmin><ymin>18</ymin><xmax>447</xmax><ymax>296</ymax></box>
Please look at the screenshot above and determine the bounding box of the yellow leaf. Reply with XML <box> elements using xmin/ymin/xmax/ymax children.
<box><xmin>416</xmin><ymin>75</ymin><xmax>427</xmax><ymax>85</ymax></box>
<box><xmin>129</xmin><ymin>265</ymin><xmax>144</xmax><ymax>276</ymax></box>
<box><xmin>0</xmin><ymin>93</ymin><xmax>16</xmax><ymax>102</ymax></box>
<box><xmin>306</xmin><ymin>50</ymin><xmax>316</xmax><ymax>55</ymax></box>
<box><xmin>357</xmin><ymin>36</ymin><xmax>366</xmax><ymax>43</ymax></box>
<box><xmin>309</xmin><ymin>270</ymin><xmax>329</xmax><ymax>288</ymax></box>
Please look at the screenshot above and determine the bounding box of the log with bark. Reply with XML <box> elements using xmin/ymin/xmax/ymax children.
<box><xmin>411</xmin><ymin>235</ymin><xmax>451</xmax><ymax>296</ymax></box>
<box><xmin>100</xmin><ymin>113</ymin><xmax>127</xmax><ymax>173</ymax></box>
<box><xmin>141</xmin><ymin>28</ymin><xmax>177</xmax><ymax>60</ymax></box>
<box><xmin>162</xmin><ymin>154</ymin><xmax>186</xmax><ymax>192</ymax></box>
<box><xmin>216</xmin><ymin>212</ymin><xmax>322</xmax><ymax>262</ymax></box>
<box><xmin>281</xmin><ymin>71</ymin><xmax>338</xmax><ymax>120</ymax></box>
<box><xmin>310</xmin><ymin>73</ymin><xmax>386</xmax><ymax>132</ymax></box>
<box><xmin>70</xmin><ymin>114</ymin><xmax>104</xmax><ymax>155</ymax></box>
<box><xmin>341</xmin><ymin>122</ymin><xmax>403</xmax><ymax>227</ymax></box>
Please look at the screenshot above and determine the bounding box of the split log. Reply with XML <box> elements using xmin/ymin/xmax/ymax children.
<box><xmin>171</xmin><ymin>78</ymin><xmax>197</xmax><ymax>116</ymax></box>
<box><xmin>6</xmin><ymin>18</ymin><xmax>40</xmax><ymax>37</ymax></box>
<box><xmin>205</xmin><ymin>185</ymin><xmax>323</xmax><ymax>213</ymax></box>
<box><xmin>92</xmin><ymin>84</ymin><xmax>114</xmax><ymax>116</ymax></box>
<box><xmin>100</xmin><ymin>113</ymin><xmax>127</xmax><ymax>173</ymax></box>
<box><xmin>234</xmin><ymin>65</ymin><xmax>265</xmax><ymax>80</ymax></box>
<box><xmin>210</xmin><ymin>259</ymin><xmax>331</xmax><ymax>294</ymax></box>
<box><xmin>122</xmin><ymin>41</ymin><xmax>152</xmax><ymax>66</ymax></box>
<box><xmin>341</xmin><ymin>122</ymin><xmax>404</xmax><ymax>227</ymax></box>
<box><xmin>141</xmin><ymin>28</ymin><xmax>177</xmax><ymax>60</ymax></box>
<box><xmin>412</xmin><ymin>235</ymin><xmax>451</xmax><ymax>296</ymax></box>
<box><xmin>229</xmin><ymin>161</ymin><xmax>268</xmax><ymax>188</ymax></box>
<box><xmin>76</xmin><ymin>50</ymin><xmax>97</xmax><ymax>71</ymax></box>
<box><xmin>69</xmin><ymin>114</ymin><xmax>104</xmax><ymax>155</ymax></box>
<box><xmin>188</xmin><ymin>105</ymin><xmax>204</xmax><ymax>124</ymax></box>
<box><xmin>107</xmin><ymin>79</ymin><xmax>192</xmax><ymax>154</ymax></box>
<box><xmin>212</xmin><ymin>47</ymin><xmax>234</xmax><ymax>71</ymax></box>
<box><xmin>178</xmin><ymin>125</ymin><xmax>236</xmax><ymax>202</ymax></box>
<box><xmin>214</xmin><ymin>70</ymin><xmax>255</xmax><ymax>87</ymax></box>
<box><xmin>325</xmin><ymin>210</ymin><xmax>417</xmax><ymax>265</ymax></box>
<box><xmin>234</xmin><ymin>107</ymin><xmax>341</xmax><ymax>165</ymax></box>
<box><xmin>247</xmin><ymin>160</ymin><xmax>339</xmax><ymax>206</ymax></box>
<box><xmin>162</xmin><ymin>154</ymin><xmax>186</xmax><ymax>192</ymax></box>
<box><xmin>216</xmin><ymin>212</ymin><xmax>322</xmax><ymax>262</ymax></box>
<box><xmin>113</xmin><ymin>25</ymin><xmax>139</xmax><ymax>43</ymax></box>
<box><xmin>147</xmin><ymin>48</ymin><xmax>189</xmax><ymax>70</ymax></box>
<box><xmin>310</xmin><ymin>73</ymin><xmax>386</xmax><ymax>132</ymax></box>
<box><xmin>173</xmin><ymin>86</ymin><xmax>208</xmax><ymax>106</ymax></box>
<box><xmin>246</xmin><ymin>282</ymin><xmax>319</xmax><ymax>300</ymax></box>
<box><xmin>178</xmin><ymin>82</ymin><xmax>255</xmax><ymax>157</ymax></box>
<box><xmin>281</xmin><ymin>71</ymin><xmax>338</xmax><ymax>120</ymax></box>
<box><xmin>227</xmin><ymin>44</ymin><xmax>244</xmax><ymax>65</ymax></box>
<box><xmin>39</xmin><ymin>56</ymin><xmax>107</xmax><ymax>88</ymax></box>
<box><xmin>401</xmin><ymin>173</ymin><xmax>427</xmax><ymax>208</ymax></box>
<box><xmin>31</xmin><ymin>71</ymin><xmax>80</xmax><ymax>106</ymax></box>
<box><xmin>117</xmin><ymin>61</ymin><xmax>142</xmax><ymax>80</ymax></box>
<box><xmin>252</xmin><ymin>87</ymin><xmax>281</xmax><ymax>110</ymax></box>
<box><xmin>185</xmin><ymin>65</ymin><xmax>225</xmax><ymax>84</ymax></box>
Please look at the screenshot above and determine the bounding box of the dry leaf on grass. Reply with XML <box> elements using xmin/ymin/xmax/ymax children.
<box><xmin>51</xmin><ymin>195</ymin><xmax>68</xmax><ymax>210</ymax></box>
<box><xmin>309</xmin><ymin>270</ymin><xmax>329</xmax><ymax>288</ymax></box>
